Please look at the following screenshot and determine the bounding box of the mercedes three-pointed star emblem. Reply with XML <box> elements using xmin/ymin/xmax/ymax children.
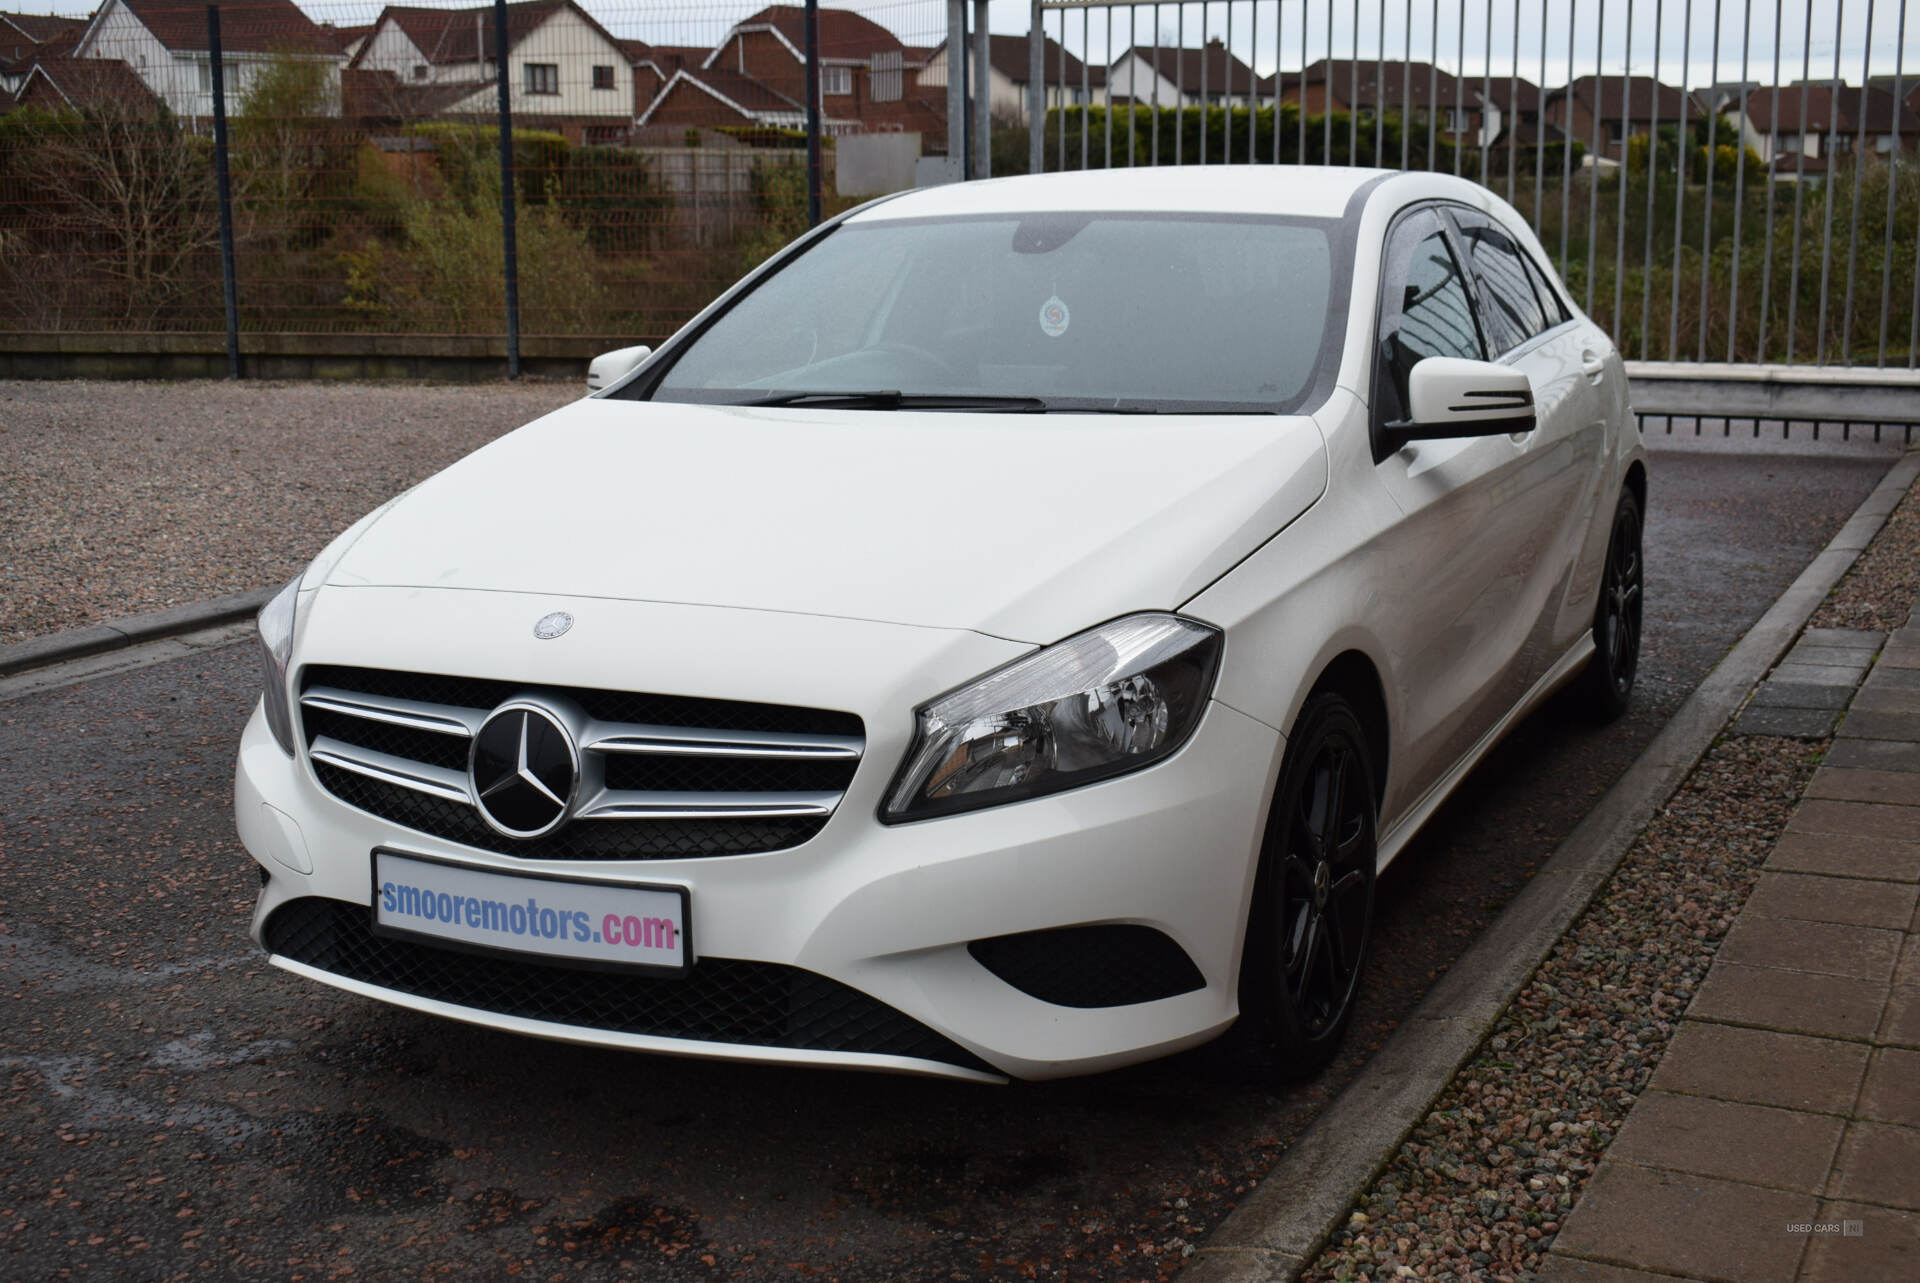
<box><xmin>469</xmin><ymin>702</ymin><xmax>579</xmax><ymax>839</ymax></box>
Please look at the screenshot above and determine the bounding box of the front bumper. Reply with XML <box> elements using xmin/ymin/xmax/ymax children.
<box><xmin>235</xmin><ymin>594</ymin><xmax>1282</xmax><ymax>1082</ymax></box>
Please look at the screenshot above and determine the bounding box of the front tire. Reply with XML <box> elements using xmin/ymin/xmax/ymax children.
<box><xmin>1232</xmin><ymin>692</ymin><xmax>1378</xmax><ymax>1081</ymax></box>
<box><xmin>1576</xmin><ymin>489</ymin><xmax>1643</xmax><ymax>722</ymax></box>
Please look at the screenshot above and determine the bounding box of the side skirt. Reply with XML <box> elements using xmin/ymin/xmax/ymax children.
<box><xmin>1375</xmin><ymin>633</ymin><xmax>1597</xmax><ymax>872</ymax></box>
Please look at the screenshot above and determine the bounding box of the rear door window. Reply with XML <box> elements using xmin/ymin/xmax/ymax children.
<box><xmin>1520</xmin><ymin>251</ymin><xmax>1571</xmax><ymax>327</ymax></box>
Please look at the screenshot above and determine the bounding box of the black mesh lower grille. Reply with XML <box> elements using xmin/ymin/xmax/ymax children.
<box><xmin>969</xmin><ymin>925</ymin><xmax>1206</xmax><ymax>1008</ymax></box>
<box><xmin>265</xmin><ymin>897</ymin><xmax>991</xmax><ymax>1073</ymax></box>
<box><xmin>312</xmin><ymin>762</ymin><xmax>827</xmax><ymax>861</ymax></box>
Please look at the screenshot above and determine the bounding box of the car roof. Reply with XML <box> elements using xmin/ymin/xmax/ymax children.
<box><xmin>845</xmin><ymin>165</ymin><xmax>1427</xmax><ymax>222</ymax></box>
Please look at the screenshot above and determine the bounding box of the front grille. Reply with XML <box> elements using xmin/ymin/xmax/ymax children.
<box><xmin>299</xmin><ymin>665</ymin><xmax>864</xmax><ymax>861</ymax></box>
<box><xmin>265</xmin><ymin>897</ymin><xmax>990</xmax><ymax>1073</ymax></box>
<box><xmin>969</xmin><ymin>925</ymin><xmax>1206</xmax><ymax>1008</ymax></box>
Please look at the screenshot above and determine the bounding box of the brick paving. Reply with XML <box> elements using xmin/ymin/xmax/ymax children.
<box><xmin>1541</xmin><ymin>617</ymin><xmax>1920</xmax><ymax>1281</ymax></box>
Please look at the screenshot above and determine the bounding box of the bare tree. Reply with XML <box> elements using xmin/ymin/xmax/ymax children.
<box><xmin>14</xmin><ymin>100</ymin><xmax>222</xmax><ymax>328</ymax></box>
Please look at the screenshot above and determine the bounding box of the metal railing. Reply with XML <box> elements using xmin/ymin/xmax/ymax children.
<box><xmin>1022</xmin><ymin>0</ymin><xmax>1919</xmax><ymax>371</ymax></box>
<box><xmin>0</xmin><ymin>0</ymin><xmax>1912</xmax><ymax>381</ymax></box>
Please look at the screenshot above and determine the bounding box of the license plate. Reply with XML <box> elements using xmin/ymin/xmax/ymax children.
<box><xmin>371</xmin><ymin>850</ymin><xmax>689</xmax><ymax>975</ymax></box>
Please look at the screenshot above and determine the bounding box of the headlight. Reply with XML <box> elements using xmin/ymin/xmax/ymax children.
<box><xmin>882</xmin><ymin>613</ymin><xmax>1223</xmax><ymax>822</ymax></box>
<box><xmin>256</xmin><ymin>574</ymin><xmax>302</xmax><ymax>756</ymax></box>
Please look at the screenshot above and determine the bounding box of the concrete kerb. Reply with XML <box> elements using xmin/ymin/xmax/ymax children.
<box><xmin>0</xmin><ymin>586</ymin><xmax>275</xmax><ymax>679</ymax></box>
<box><xmin>1180</xmin><ymin>447</ymin><xmax>1920</xmax><ymax>1283</ymax></box>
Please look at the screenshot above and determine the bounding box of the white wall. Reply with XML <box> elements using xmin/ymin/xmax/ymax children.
<box><xmin>501</xmin><ymin>7</ymin><xmax>629</xmax><ymax>117</ymax></box>
<box><xmin>353</xmin><ymin>7</ymin><xmax>627</xmax><ymax>117</ymax></box>
<box><xmin>1105</xmin><ymin>55</ymin><xmax>1182</xmax><ymax>108</ymax></box>
<box><xmin>919</xmin><ymin>45</ymin><xmax>1089</xmax><ymax>119</ymax></box>
<box><xmin>356</xmin><ymin>20</ymin><xmax>464</xmax><ymax>85</ymax></box>
<box><xmin>82</xmin><ymin>0</ymin><xmax>341</xmax><ymax>117</ymax></box>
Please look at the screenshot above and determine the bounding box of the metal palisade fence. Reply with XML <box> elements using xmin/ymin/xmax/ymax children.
<box><xmin>1029</xmin><ymin>0</ymin><xmax>1919</xmax><ymax>370</ymax></box>
<box><xmin>0</xmin><ymin>0</ymin><xmax>1913</xmax><ymax>371</ymax></box>
<box><xmin>0</xmin><ymin>0</ymin><xmax>947</xmax><ymax>361</ymax></box>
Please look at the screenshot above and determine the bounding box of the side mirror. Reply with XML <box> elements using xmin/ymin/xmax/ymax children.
<box><xmin>1383</xmin><ymin>357</ymin><xmax>1536</xmax><ymax>450</ymax></box>
<box><xmin>586</xmin><ymin>345</ymin><xmax>652</xmax><ymax>392</ymax></box>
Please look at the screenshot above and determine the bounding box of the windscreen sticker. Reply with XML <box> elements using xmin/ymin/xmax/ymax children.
<box><xmin>1039</xmin><ymin>295</ymin><xmax>1070</xmax><ymax>338</ymax></box>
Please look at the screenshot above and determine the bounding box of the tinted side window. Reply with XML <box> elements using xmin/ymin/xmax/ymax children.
<box><xmin>1521</xmin><ymin>251</ymin><xmax>1571</xmax><ymax>326</ymax></box>
<box><xmin>1376</xmin><ymin>209</ymin><xmax>1483</xmax><ymax>425</ymax></box>
<box><xmin>1454</xmin><ymin>212</ymin><xmax>1549</xmax><ymax>354</ymax></box>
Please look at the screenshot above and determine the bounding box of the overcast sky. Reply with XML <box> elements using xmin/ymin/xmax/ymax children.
<box><xmin>21</xmin><ymin>0</ymin><xmax>1917</xmax><ymax>89</ymax></box>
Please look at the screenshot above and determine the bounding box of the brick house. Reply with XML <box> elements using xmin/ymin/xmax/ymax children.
<box><xmin>10</xmin><ymin>54</ymin><xmax>166</xmax><ymax>115</ymax></box>
<box><xmin>640</xmin><ymin>5</ymin><xmax>944</xmax><ymax>137</ymax></box>
<box><xmin>0</xmin><ymin>9</ymin><xmax>86</xmax><ymax>96</ymax></box>
<box><xmin>1735</xmin><ymin>83</ymin><xmax>1920</xmax><ymax>178</ymax></box>
<box><xmin>1542</xmin><ymin>75</ymin><xmax>1700</xmax><ymax>162</ymax></box>
<box><xmin>1280</xmin><ymin>59</ymin><xmax>1476</xmax><ymax>136</ymax></box>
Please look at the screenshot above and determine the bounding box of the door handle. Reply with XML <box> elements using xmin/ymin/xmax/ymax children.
<box><xmin>1580</xmin><ymin>351</ymin><xmax>1606</xmax><ymax>383</ymax></box>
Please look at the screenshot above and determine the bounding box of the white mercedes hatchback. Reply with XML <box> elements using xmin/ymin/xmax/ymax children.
<box><xmin>236</xmin><ymin>167</ymin><xmax>1644</xmax><ymax>1083</ymax></box>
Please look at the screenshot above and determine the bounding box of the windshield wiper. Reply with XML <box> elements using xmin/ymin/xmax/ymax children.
<box><xmin>739</xmin><ymin>390</ymin><xmax>1048</xmax><ymax>412</ymax></box>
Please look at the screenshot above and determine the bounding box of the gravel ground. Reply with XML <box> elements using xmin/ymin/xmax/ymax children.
<box><xmin>1300</xmin><ymin>452</ymin><xmax>1920</xmax><ymax>1282</ymax></box>
<box><xmin>1299</xmin><ymin>733</ymin><xmax>1827</xmax><ymax>1282</ymax></box>
<box><xmin>1811</xmin><ymin>455</ymin><xmax>1920</xmax><ymax>629</ymax></box>
<box><xmin>0</xmin><ymin>380</ymin><xmax>577</xmax><ymax>645</ymax></box>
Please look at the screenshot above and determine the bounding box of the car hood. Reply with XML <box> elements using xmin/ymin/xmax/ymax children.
<box><xmin>328</xmin><ymin>398</ymin><xmax>1328</xmax><ymax>642</ymax></box>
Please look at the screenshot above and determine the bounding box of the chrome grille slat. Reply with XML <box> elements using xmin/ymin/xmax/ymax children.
<box><xmin>301</xmin><ymin>687</ymin><xmax>486</xmax><ymax>738</ymax></box>
<box><xmin>582</xmin><ymin>723</ymin><xmax>862</xmax><ymax>761</ymax></box>
<box><xmin>575</xmin><ymin>790</ymin><xmax>842</xmax><ymax>821</ymax></box>
<box><xmin>298</xmin><ymin>666</ymin><xmax>866</xmax><ymax>860</ymax></box>
<box><xmin>310</xmin><ymin>736</ymin><xmax>472</xmax><ymax>805</ymax></box>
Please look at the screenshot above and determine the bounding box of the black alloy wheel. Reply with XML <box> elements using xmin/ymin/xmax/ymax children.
<box><xmin>1233</xmin><ymin>691</ymin><xmax>1378</xmax><ymax>1081</ymax></box>
<box><xmin>1577</xmin><ymin>489</ymin><xmax>1643</xmax><ymax>721</ymax></box>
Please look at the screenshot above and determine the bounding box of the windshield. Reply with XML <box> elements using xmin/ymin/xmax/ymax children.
<box><xmin>644</xmin><ymin>212</ymin><xmax>1343</xmax><ymax>414</ymax></box>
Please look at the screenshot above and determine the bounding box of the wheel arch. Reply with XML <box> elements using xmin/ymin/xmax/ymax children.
<box><xmin>1624</xmin><ymin>459</ymin><xmax>1647</xmax><ymax>515</ymax></box>
<box><xmin>1304</xmin><ymin>650</ymin><xmax>1390</xmax><ymax>811</ymax></box>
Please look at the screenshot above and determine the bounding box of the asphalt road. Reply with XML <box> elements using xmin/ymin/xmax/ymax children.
<box><xmin>0</xmin><ymin>438</ymin><xmax>1902</xmax><ymax>1283</ymax></box>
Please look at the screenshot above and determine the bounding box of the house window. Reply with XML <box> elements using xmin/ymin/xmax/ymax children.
<box><xmin>821</xmin><ymin>65</ymin><xmax>852</xmax><ymax>97</ymax></box>
<box><xmin>869</xmin><ymin>51</ymin><xmax>902</xmax><ymax>102</ymax></box>
<box><xmin>525</xmin><ymin>63</ymin><xmax>558</xmax><ymax>95</ymax></box>
<box><xmin>411</xmin><ymin>63</ymin><xmax>427</xmax><ymax>81</ymax></box>
<box><xmin>197</xmin><ymin>62</ymin><xmax>211</xmax><ymax>93</ymax></box>
<box><xmin>592</xmin><ymin>64</ymin><xmax>614</xmax><ymax>90</ymax></box>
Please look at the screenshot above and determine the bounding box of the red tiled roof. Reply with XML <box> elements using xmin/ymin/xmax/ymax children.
<box><xmin>16</xmin><ymin>54</ymin><xmax>167</xmax><ymax>112</ymax></box>
<box><xmin>376</xmin><ymin>2</ymin><xmax>563</xmax><ymax>66</ymax></box>
<box><xmin>1481</xmin><ymin>76</ymin><xmax>1542</xmax><ymax>111</ymax></box>
<box><xmin>1121</xmin><ymin>40</ymin><xmax>1259</xmax><ymax>95</ymax></box>
<box><xmin>1</xmin><ymin>11</ymin><xmax>86</xmax><ymax>44</ymax></box>
<box><xmin>324</xmin><ymin>23</ymin><xmax>373</xmax><ymax>53</ymax></box>
<box><xmin>1835</xmin><ymin>85</ymin><xmax>1920</xmax><ymax>134</ymax></box>
<box><xmin>1550</xmin><ymin>75</ymin><xmax>1698</xmax><ymax>123</ymax></box>
<box><xmin>115</xmin><ymin>0</ymin><xmax>337</xmax><ymax>57</ymax></box>
<box><xmin>928</xmin><ymin>33</ymin><xmax>1098</xmax><ymax>87</ymax></box>
<box><xmin>735</xmin><ymin>5</ymin><xmax>904</xmax><ymax>61</ymax></box>
<box><xmin>1744</xmin><ymin>84</ymin><xmax>1920</xmax><ymax>136</ymax></box>
<box><xmin>648</xmin><ymin>44</ymin><xmax>709</xmax><ymax>71</ymax></box>
<box><xmin>685</xmin><ymin>65</ymin><xmax>803</xmax><ymax>115</ymax></box>
<box><xmin>1297</xmin><ymin>58</ymin><xmax>1471</xmax><ymax>108</ymax></box>
<box><xmin>1744</xmin><ymin>84</ymin><xmax>1842</xmax><ymax>133</ymax></box>
<box><xmin>343</xmin><ymin>66</ymin><xmax>489</xmax><ymax>118</ymax></box>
